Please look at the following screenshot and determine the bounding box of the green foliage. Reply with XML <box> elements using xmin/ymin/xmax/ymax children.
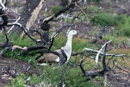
<box><xmin>5</xmin><ymin>73</ymin><xmax>42</xmax><ymax>87</ymax></box>
<box><xmin>12</xmin><ymin>36</ymin><xmax>35</xmax><ymax>46</ymax></box>
<box><xmin>5</xmin><ymin>73</ymin><xmax>27</xmax><ymax>87</ymax></box>
<box><xmin>29</xmin><ymin>74</ymin><xmax>42</xmax><ymax>84</ymax></box>
<box><xmin>51</xmin><ymin>6</ymin><xmax>63</xmax><ymax>13</ymax></box>
<box><xmin>91</xmin><ymin>12</ymin><xmax>118</xmax><ymax>26</ymax></box>
<box><xmin>51</xmin><ymin>34</ymin><xmax>66</xmax><ymax>50</ymax></box>
<box><xmin>3</xmin><ymin>50</ymin><xmax>37</xmax><ymax>65</ymax></box>
<box><xmin>91</xmin><ymin>12</ymin><xmax>130</xmax><ymax>37</ymax></box>
<box><xmin>0</xmin><ymin>35</ymin><xmax>37</xmax><ymax>64</ymax></box>
<box><xmin>118</xmin><ymin>15</ymin><xmax>130</xmax><ymax>37</ymax></box>
<box><xmin>65</xmin><ymin>67</ymin><xmax>88</xmax><ymax>87</ymax></box>
<box><xmin>87</xmin><ymin>5</ymin><xmax>99</xmax><ymax>13</ymax></box>
<box><xmin>72</xmin><ymin>38</ymin><xmax>88</xmax><ymax>52</ymax></box>
<box><xmin>41</xmin><ymin>65</ymin><xmax>63</xmax><ymax>86</ymax></box>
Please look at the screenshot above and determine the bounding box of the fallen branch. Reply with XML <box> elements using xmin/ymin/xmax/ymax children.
<box><xmin>69</xmin><ymin>40</ymin><xmax>125</xmax><ymax>81</ymax></box>
<box><xmin>72</xmin><ymin>48</ymin><xmax>125</xmax><ymax>57</ymax></box>
<box><xmin>95</xmin><ymin>40</ymin><xmax>112</xmax><ymax>66</ymax></box>
<box><xmin>79</xmin><ymin>43</ymin><xmax>111</xmax><ymax>80</ymax></box>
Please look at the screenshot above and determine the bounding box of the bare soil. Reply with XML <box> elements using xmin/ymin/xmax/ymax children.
<box><xmin>0</xmin><ymin>57</ymin><xmax>39</xmax><ymax>87</ymax></box>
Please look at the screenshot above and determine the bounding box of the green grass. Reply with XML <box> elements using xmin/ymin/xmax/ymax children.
<box><xmin>51</xmin><ymin>6</ymin><xmax>63</xmax><ymax>13</ymax></box>
<box><xmin>0</xmin><ymin>34</ymin><xmax>37</xmax><ymax>64</ymax></box>
<box><xmin>91</xmin><ymin>12</ymin><xmax>118</xmax><ymax>26</ymax></box>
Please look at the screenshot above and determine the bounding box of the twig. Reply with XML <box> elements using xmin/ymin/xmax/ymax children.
<box><xmin>74</xmin><ymin>2</ymin><xmax>88</xmax><ymax>19</ymax></box>
<box><xmin>7</xmin><ymin>22</ymin><xmax>38</xmax><ymax>43</ymax></box>
<box><xmin>7</xmin><ymin>17</ymin><xmax>21</xmax><ymax>34</ymax></box>
<box><xmin>0</xmin><ymin>0</ymin><xmax>6</xmax><ymax>10</ymax></box>
<box><xmin>42</xmin><ymin>0</ymin><xmax>77</xmax><ymax>23</ymax></box>
<box><xmin>82</xmin><ymin>48</ymin><xmax>125</xmax><ymax>57</ymax></box>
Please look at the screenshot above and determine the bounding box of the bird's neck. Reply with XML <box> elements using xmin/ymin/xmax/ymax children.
<box><xmin>64</xmin><ymin>34</ymin><xmax>73</xmax><ymax>48</ymax></box>
<box><xmin>62</xmin><ymin>34</ymin><xmax>73</xmax><ymax>62</ymax></box>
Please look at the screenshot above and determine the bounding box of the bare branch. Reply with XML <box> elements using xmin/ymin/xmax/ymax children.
<box><xmin>95</xmin><ymin>40</ymin><xmax>112</xmax><ymax>66</ymax></box>
<box><xmin>7</xmin><ymin>17</ymin><xmax>21</xmax><ymax>34</ymax></box>
<box><xmin>7</xmin><ymin>22</ymin><xmax>38</xmax><ymax>43</ymax></box>
<box><xmin>0</xmin><ymin>0</ymin><xmax>6</xmax><ymax>10</ymax></box>
<box><xmin>74</xmin><ymin>2</ymin><xmax>88</xmax><ymax>19</ymax></box>
<box><xmin>42</xmin><ymin>0</ymin><xmax>78</xmax><ymax>23</ymax></box>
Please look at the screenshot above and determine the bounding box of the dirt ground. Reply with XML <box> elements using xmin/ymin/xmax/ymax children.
<box><xmin>0</xmin><ymin>57</ymin><xmax>39</xmax><ymax>87</ymax></box>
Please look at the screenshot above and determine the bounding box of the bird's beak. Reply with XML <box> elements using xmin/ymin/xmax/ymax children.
<box><xmin>74</xmin><ymin>33</ymin><xmax>79</xmax><ymax>38</ymax></box>
<box><xmin>75</xmin><ymin>31</ymin><xmax>79</xmax><ymax>37</ymax></box>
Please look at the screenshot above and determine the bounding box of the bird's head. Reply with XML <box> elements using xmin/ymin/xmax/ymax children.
<box><xmin>68</xmin><ymin>30</ymin><xmax>78</xmax><ymax>36</ymax></box>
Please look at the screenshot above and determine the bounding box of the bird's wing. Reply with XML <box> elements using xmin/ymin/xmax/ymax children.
<box><xmin>37</xmin><ymin>49</ymin><xmax>61</xmax><ymax>63</ymax></box>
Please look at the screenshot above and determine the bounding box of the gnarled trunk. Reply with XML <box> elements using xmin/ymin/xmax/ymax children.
<box><xmin>10</xmin><ymin>0</ymin><xmax>44</xmax><ymax>37</ymax></box>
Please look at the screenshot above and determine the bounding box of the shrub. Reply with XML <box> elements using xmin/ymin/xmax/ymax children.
<box><xmin>0</xmin><ymin>36</ymin><xmax>37</xmax><ymax>64</ymax></box>
<box><xmin>87</xmin><ymin>5</ymin><xmax>99</xmax><ymax>13</ymax></box>
<box><xmin>91</xmin><ymin>12</ymin><xmax>118</xmax><ymax>26</ymax></box>
<box><xmin>118</xmin><ymin>15</ymin><xmax>130</xmax><ymax>37</ymax></box>
<box><xmin>5</xmin><ymin>73</ymin><xmax>27</xmax><ymax>87</ymax></box>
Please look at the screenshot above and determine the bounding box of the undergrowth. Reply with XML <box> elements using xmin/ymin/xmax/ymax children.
<box><xmin>1</xmin><ymin>33</ymin><xmax>105</xmax><ymax>87</ymax></box>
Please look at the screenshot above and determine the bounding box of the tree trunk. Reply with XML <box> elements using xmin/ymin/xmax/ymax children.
<box><xmin>10</xmin><ymin>0</ymin><xmax>44</xmax><ymax>37</ymax></box>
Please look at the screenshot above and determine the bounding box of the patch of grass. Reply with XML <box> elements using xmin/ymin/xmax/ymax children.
<box><xmin>3</xmin><ymin>49</ymin><xmax>37</xmax><ymax>65</ymax></box>
<box><xmin>91</xmin><ymin>12</ymin><xmax>118</xmax><ymax>26</ymax></box>
<box><xmin>91</xmin><ymin>13</ymin><xmax>130</xmax><ymax>37</ymax></box>
<box><xmin>110</xmin><ymin>48</ymin><xmax>130</xmax><ymax>56</ymax></box>
<box><xmin>51</xmin><ymin>6</ymin><xmax>63</xmax><ymax>13</ymax></box>
<box><xmin>118</xmin><ymin>15</ymin><xmax>130</xmax><ymax>37</ymax></box>
<box><xmin>102</xmin><ymin>35</ymin><xmax>128</xmax><ymax>47</ymax></box>
<box><xmin>0</xmin><ymin>35</ymin><xmax>37</xmax><ymax>64</ymax></box>
<box><xmin>65</xmin><ymin>66</ymin><xmax>103</xmax><ymax>87</ymax></box>
<box><xmin>87</xmin><ymin>5</ymin><xmax>99</xmax><ymax>13</ymax></box>
<box><xmin>5</xmin><ymin>73</ymin><xmax>27</xmax><ymax>87</ymax></box>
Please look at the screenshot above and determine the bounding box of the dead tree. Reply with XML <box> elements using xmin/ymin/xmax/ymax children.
<box><xmin>0</xmin><ymin>3</ymin><xmax>13</xmax><ymax>57</ymax></box>
<box><xmin>10</xmin><ymin>0</ymin><xmax>44</xmax><ymax>37</ymax></box>
<box><xmin>71</xmin><ymin>41</ymin><xmax>125</xmax><ymax>80</ymax></box>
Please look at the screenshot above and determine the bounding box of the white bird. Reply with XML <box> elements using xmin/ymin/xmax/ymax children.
<box><xmin>37</xmin><ymin>30</ymin><xmax>77</xmax><ymax>65</ymax></box>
